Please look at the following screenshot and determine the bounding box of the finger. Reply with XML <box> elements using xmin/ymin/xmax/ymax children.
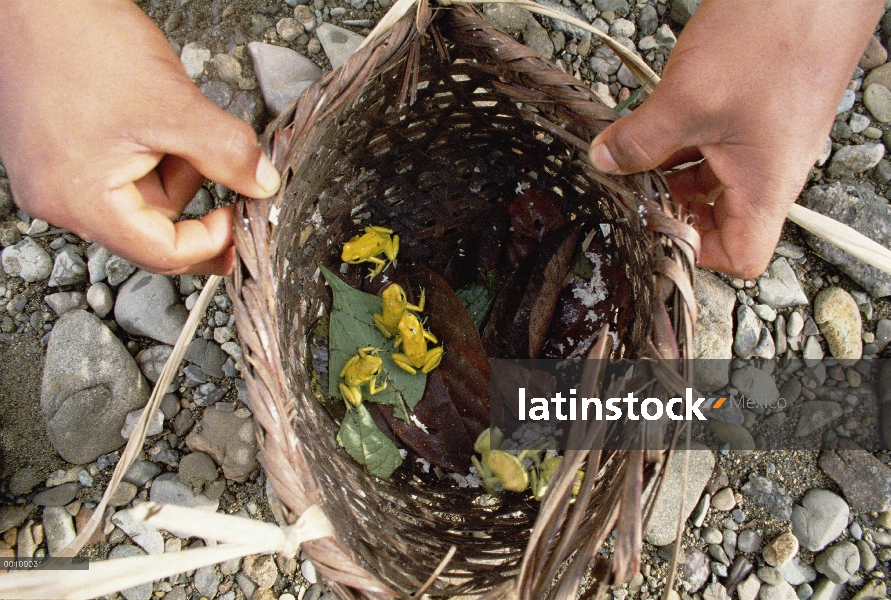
<box><xmin>150</xmin><ymin>91</ymin><xmax>280</xmax><ymax>200</ymax></box>
<box><xmin>91</xmin><ymin>184</ymin><xmax>236</xmax><ymax>275</ymax></box>
<box><xmin>664</xmin><ymin>160</ymin><xmax>723</xmax><ymax>205</ymax></box>
<box><xmin>588</xmin><ymin>93</ymin><xmax>692</xmax><ymax>175</ymax></box>
<box><xmin>134</xmin><ymin>155</ymin><xmax>206</xmax><ymax>220</ymax></box>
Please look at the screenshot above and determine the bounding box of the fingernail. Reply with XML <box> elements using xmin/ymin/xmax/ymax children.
<box><xmin>589</xmin><ymin>140</ymin><xmax>620</xmax><ymax>174</ymax></box>
<box><xmin>256</xmin><ymin>153</ymin><xmax>281</xmax><ymax>196</ymax></box>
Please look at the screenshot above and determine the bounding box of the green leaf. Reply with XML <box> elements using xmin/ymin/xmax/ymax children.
<box><xmin>455</xmin><ymin>271</ymin><xmax>497</xmax><ymax>329</ymax></box>
<box><xmin>336</xmin><ymin>404</ymin><xmax>403</xmax><ymax>478</ymax></box>
<box><xmin>320</xmin><ymin>265</ymin><xmax>427</xmax><ymax>418</ymax></box>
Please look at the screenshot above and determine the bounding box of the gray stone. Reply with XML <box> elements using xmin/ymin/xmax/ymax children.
<box><xmin>760</xmin><ymin>582</ymin><xmax>797</xmax><ymax>600</ymax></box>
<box><xmin>759</xmin><ymin>567</ymin><xmax>787</xmax><ymax>586</ymax></box>
<box><xmin>32</xmin><ymin>482</ymin><xmax>80</xmax><ymax>507</ymax></box>
<box><xmin>1</xmin><ymin>237</ymin><xmax>52</xmax><ymax>282</ymax></box>
<box><xmin>87</xmin><ymin>246</ymin><xmax>110</xmax><ymax>284</ymax></box>
<box><xmin>764</xmin><ymin>532</ymin><xmax>799</xmax><ymax>567</ymax></box>
<box><xmin>236</xmin><ymin>574</ymin><xmax>257</xmax><ymax>600</ymax></box>
<box><xmin>185</xmin><ymin>408</ymin><xmax>257</xmax><ymax>482</ymax></box>
<box><xmin>183</xmin><ymin>188</ymin><xmax>214</xmax><ymax>217</ymax></box>
<box><xmin>758</xmin><ymin>258</ymin><xmax>808</xmax><ymax>308</ymax></box>
<box><xmin>827</xmin><ymin>144</ymin><xmax>885</xmax><ymax>178</ymax></box>
<box><xmin>120</xmin><ymin>407</ymin><xmax>164</xmax><ymax>439</ymax></box>
<box><xmin>781</xmin><ymin>557</ymin><xmax>817</xmax><ymax>586</ymax></box>
<box><xmin>481</xmin><ymin>3</ymin><xmax>531</xmax><ymax>32</ymax></box>
<box><xmin>798</xmin><ymin>182</ymin><xmax>891</xmax><ymax>297</ymax></box>
<box><xmin>792</xmin><ymin>489</ymin><xmax>849</xmax><ymax>552</ymax></box>
<box><xmin>709</xmin><ymin>420</ymin><xmax>755</xmax><ymax>454</ymax></box>
<box><xmin>731</xmin><ymin>366</ymin><xmax>780</xmax><ymax>408</ymax></box>
<box><xmin>838</xmin><ymin>89</ymin><xmax>856</xmax><ymax>114</ymax></box>
<box><xmin>737</xmin><ymin>529</ymin><xmax>762</xmax><ymax>553</ymax></box>
<box><xmin>180</xmin><ymin>43</ymin><xmax>210</xmax><ymax>79</ymax></box>
<box><xmin>814</xmin><ymin>541</ymin><xmax>859</xmax><ymax>584</ymax></box>
<box><xmin>244</xmin><ymin>554</ymin><xmax>279</xmax><ymax>588</ymax></box>
<box><xmin>809</xmin><ymin>579</ymin><xmax>843</xmax><ymax>600</ymax></box>
<box><xmin>136</xmin><ymin>345</ymin><xmax>173</xmax><ymax>383</ymax></box>
<box><xmin>803</xmin><ymin>337</ymin><xmax>825</xmax><ymax>361</ymax></box>
<box><xmin>194</xmin><ymin>565</ymin><xmax>221</xmax><ymax>599</ymax></box>
<box><xmin>212</xmin><ymin>53</ymin><xmax>241</xmax><ymax>86</ymax></box>
<box><xmin>851</xmin><ymin>580</ymin><xmax>886</xmax><ymax>600</ymax></box>
<box><xmin>86</xmin><ymin>283</ymin><xmax>114</xmax><ymax>318</ymax></box>
<box><xmin>738</xmin><ymin>575</ymin><xmax>761</xmax><ymax>600</ymax></box>
<box><xmin>160</xmin><ymin>394</ymin><xmax>180</xmax><ymax>420</ymax></box>
<box><xmin>112</xmin><ymin>510</ymin><xmax>164</xmax><ymax>555</ymax></box>
<box><xmin>819</xmin><ymin>446</ymin><xmax>891</xmax><ymax>512</ymax></box>
<box><xmin>114</xmin><ymin>270</ymin><xmax>188</xmax><ymax>345</ymax></box>
<box><xmin>314</xmin><ymin>24</ymin><xmax>365</xmax><ymax>71</ymax></box>
<box><xmin>199</xmin><ymin>80</ymin><xmax>233</xmax><ymax>110</ymax></box>
<box><xmin>0</xmin><ymin>221</ymin><xmax>21</xmax><ymax>248</ymax></box>
<box><xmin>693</xmin><ymin>270</ymin><xmax>735</xmax><ymax>391</ymax></box>
<box><xmin>671</xmin><ymin>0</ymin><xmax>702</xmax><ymax>25</ymax></box>
<box><xmin>679</xmin><ymin>546</ymin><xmax>710</xmax><ymax>593</ymax></box>
<box><xmin>795</xmin><ymin>402</ymin><xmax>843</xmax><ymax>437</ymax></box>
<box><xmin>741</xmin><ymin>475</ymin><xmax>792</xmax><ymax>520</ymax></box>
<box><xmin>522</xmin><ymin>21</ymin><xmax>554</xmax><ymax>60</ymax></box>
<box><xmin>247</xmin><ymin>42</ymin><xmax>322</xmax><ymax>116</ymax></box>
<box><xmin>43</xmin><ymin>506</ymin><xmax>76</xmax><ymax>556</ymax></box>
<box><xmin>643</xmin><ymin>442</ymin><xmax>714</xmax><ymax>546</ymax></box>
<box><xmin>123</xmin><ymin>460</ymin><xmax>162</xmax><ymax>488</ymax></box>
<box><xmin>878</xmin><ymin>319</ymin><xmax>891</xmax><ymax>351</ymax></box>
<box><xmin>864</xmin><ymin>83</ymin><xmax>891</xmax><ymax>123</ymax></box>
<box><xmin>702</xmin><ymin>582</ymin><xmax>730</xmax><ymax>600</ymax></box>
<box><xmin>149</xmin><ymin>474</ymin><xmax>218</xmax><ymax>511</ymax></box>
<box><xmin>734</xmin><ymin>305</ymin><xmax>762</xmax><ymax>359</ymax></box>
<box><xmin>856</xmin><ymin>541</ymin><xmax>877</xmax><ymax>572</ymax></box>
<box><xmin>8</xmin><ymin>467</ymin><xmax>42</xmax><ymax>496</ymax></box>
<box><xmin>44</xmin><ymin>292</ymin><xmax>87</xmax><ymax>317</ymax></box>
<box><xmin>47</xmin><ymin>250</ymin><xmax>87</xmax><ymax>287</ymax></box>
<box><xmin>108</xmin><ymin>481</ymin><xmax>137</xmax><ymax>507</ymax></box>
<box><xmin>276</xmin><ymin>17</ymin><xmax>303</xmax><ymax>42</ymax></box>
<box><xmin>537</xmin><ymin>0</ymin><xmax>591</xmax><ymax>38</ymax></box>
<box><xmin>41</xmin><ymin>310</ymin><xmax>149</xmax><ymax>464</ymax></box>
<box><xmin>814</xmin><ymin>288</ymin><xmax>862</xmax><ymax>360</ymax></box>
<box><xmin>788</xmin><ymin>312</ymin><xmax>804</xmax><ymax>337</ymax></box>
<box><xmin>105</xmin><ymin>254</ymin><xmax>136</xmax><ymax>286</ymax></box>
<box><xmin>109</xmin><ymin>545</ymin><xmax>152</xmax><ymax>600</ymax></box>
<box><xmin>178</xmin><ymin>451</ymin><xmax>219</xmax><ymax>487</ymax></box>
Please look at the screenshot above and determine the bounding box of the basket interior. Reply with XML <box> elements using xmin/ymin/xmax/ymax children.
<box><xmin>267</xmin><ymin>24</ymin><xmax>661</xmax><ymax>596</ymax></box>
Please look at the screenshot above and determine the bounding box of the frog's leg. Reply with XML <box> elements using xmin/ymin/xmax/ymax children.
<box><xmin>339</xmin><ymin>383</ymin><xmax>363</xmax><ymax>407</ymax></box>
<box><xmin>373</xmin><ymin>313</ymin><xmax>396</xmax><ymax>338</ymax></box>
<box><xmin>366</xmin><ymin>257</ymin><xmax>387</xmax><ymax>278</ymax></box>
<box><xmin>422</xmin><ymin>329</ymin><xmax>438</xmax><ymax>344</ymax></box>
<box><xmin>393</xmin><ymin>334</ymin><xmax>404</xmax><ymax>350</ymax></box>
<box><xmin>421</xmin><ymin>347</ymin><xmax>444</xmax><ymax>373</ymax></box>
<box><xmin>391</xmin><ymin>353</ymin><xmax>418</xmax><ymax>375</ymax></box>
<box><xmin>405</xmin><ymin>288</ymin><xmax>425</xmax><ymax>313</ymax></box>
<box><xmin>358</xmin><ymin>346</ymin><xmax>379</xmax><ymax>354</ymax></box>
<box><xmin>367</xmin><ymin>226</ymin><xmax>394</xmax><ymax>235</ymax></box>
<box><xmin>339</xmin><ymin>355</ymin><xmax>360</xmax><ymax>378</ymax></box>
<box><xmin>383</xmin><ymin>235</ymin><xmax>399</xmax><ymax>262</ymax></box>
<box><xmin>367</xmin><ymin>376</ymin><xmax>387</xmax><ymax>395</ymax></box>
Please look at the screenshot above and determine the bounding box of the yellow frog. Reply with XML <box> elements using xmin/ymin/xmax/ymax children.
<box><xmin>339</xmin><ymin>347</ymin><xmax>387</xmax><ymax>407</ymax></box>
<box><xmin>391</xmin><ymin>313</ymin><xmax>444</xmax><ymax>375</ymax></box>
<box><xmin>341</xmin><ymin>226</ymin><xmax>399</xmax><ymax>279</ymax></box>
<box><xmin>374</xmin><ymin>283</ymin><xmax>425</xmax><ymax>338</ymax></box>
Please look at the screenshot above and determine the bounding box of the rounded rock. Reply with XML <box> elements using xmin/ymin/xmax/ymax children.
<box><xmin>86</xmin><ymin>283</ymin><xmax>114</xmax><ymax>318</ymax></box>
<box><xmin>1</xmin><ymin>238</ymin><xmax>52</xmax><ymax>282</ymax></box>
<box><xmin>814</xmin><ymin>288</ymin><xmax>862</xmax><ymax>360</ymax></box>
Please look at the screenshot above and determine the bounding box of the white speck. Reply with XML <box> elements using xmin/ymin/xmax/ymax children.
<box><xmin>269</xmin><ymin>205</ymin><xmax>280</xmax><ymax>226</ymax></box>
<box><xmin>515</xmin><ymin>181</ymin><xmax>531</xmax><ymax>195</ymax></box>
<box><xmin>398</xmin><ymin>449</ymin><xmax>408</xmax><ymax>459</ymax></box>
<box><xmin>573</xmin><ymin>251</ymin><xmax>607</xmax><ymax>308</ymax></box>
<box><xmin>416</xmin><ymin>457</ymin><xmax>431</xmax><ymax>473</ymax></box>
<box><xmin>409</xmin><ymin>414</ymin><xmax>428</xmax><ymax>433</ymax></box>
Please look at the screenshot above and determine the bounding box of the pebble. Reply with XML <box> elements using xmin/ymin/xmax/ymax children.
<box><xmin>819</xmin><ymin>445</ymin><xmax>891</xmax><ymax>512</ymax></box>
<box><xmin>738</xmin><ymin>575</ymin><xmax>761</xmax><ymax>600</ymax></box>
<box><xmin>315</xmin><ymin>23</ymin><xmax>365</xmax><ymax>71</ymax></box>
<box><xmin>109</xmin><ymin>544</ymin><xmax>152</xmax><ymax>600</ymax></box>
<box><xmin>86</xmin><ymin>245</ymin><xmax>110</xmax><ymax>283</ymax></box>
<box><xmin>32</xmin><ymin>482</ymin><xmax>80</xmax><ymax>507</ymax></box>
<box><xmin>864</xmin><ymin>83</ymin><xmax>891</xmax><ymax>123</ymax></box>
<box><xmin>799</xmin><ymin>182</ymin><xmax>891</xmax><ymax>297</ymax></box>
<box><xmin>711</xmin><ymin>487</ymin><xmax>736</xmax><ymax>511</ymax></box>
<box><xmin>643</xmin><ymin>443</ymin><xmax>714</xmax><ymax>546</ymax></box>
<box><xmin>41</xmin><ymin>310</ymin><xmax>149</xmax><ymax>464</ymax></box>
<box><xmin>178</xmin><ymin>451</ymin><xmax>219</xmax><ymax>487</ymax></box>
<box><xmin>136</xmin><ymin>345</ymin><xmax>173</xmax><ymax>383</ymax></box>
<box><xmin>114</xmin><ymin>271</ymin><xmax>188</xmax><ymax>345</ymax></box>
<box><xmin>180</xmin><ymin>42</ymin><xmax>211</xmax><ymax>79</ymax></box>
<box><xmin>764</xmin><ymin>532</ymin><xmax>799</xmax><ymax>568</ymax></box>
<box><xmin>183</xmin><ymin>188</ymin><xmax>214</xmax><ymax>217</ymax></box>
<box><xmin>791</xmin><ymin>489</ymin><xmax>849</xmax><ymax>552</ymax></box>
<box><xmin>838</xmin><ymin>89</ymin><xmax>856</xmax><ymax>114</ymax></box>
<box><xmin>813</xmin><ymin>288</ymin><xmax>862</xmax><ymax>360</ymax></box>
<box><xmin>827</xmin><ymin>143</ymin><xmax>885</xmax><ymax>178</ymax></box>
<box><xmin>244</xmin><ymin>554</ymin><xmax>279</xmax><ymax>588</ymax></box>
<box><xmin>185</xmin><ymin>407</ymin><xmax>257</xmax><ymax>483</ymax></box>
<box><xmin>757</xmin><ymin>258</ymin><xmax>808</xmax><ymax>308</ymax></box>
<box><xmin>301</xmin><ymin>558</ymin><xmax>318</xmax><ymax>584</ymax></box>
<box><xmin>803</xmin><ymin>337</ymin><xmax>825</xmax><ymax>361</ymax></box>
<box><xmin>149</xmin><ymin>474</ymin><xmax>218</xmax><ymax>511</ymax></box>
<box><xmin>737</xmin><ymin>529</ymin><xmax>762</xmax><ymax>553</ymax></box>
<box><xmin>860</xmin><ymin>35</ymin><xmax>888</xmax><ymax>70</ymax></box>
<box><xmin>741</xmin><ymin>475</ymin><xmax>792</xmax><ymax>520</ymax></box>
<box><xmin>111</xmin><ymin>510</ymin><xmax>164</xmax><ymax>555</ymax></box>
<box><xmin>852</xmin><ymin>580</ymin><xmax>886</xmax><ymax>600</ymax></box>
<box><xmin>86</xmin><ymin>283</ymin><xmax>114</xmax><ymax>317</ymax></box>
<box><xmin>42</xmin><ymin>506</ymin><xmax>76</xmax><ymax>556</ymax></box>
<box><xmin>781</xmin><ymin>557</ymin><xmax>817</xmax><ymax>586</ymax></box>
<box><xmin>734</xmin><ymin>305</ymin><xmax>763</xmax><ymax>359</ymax></box>
<box><xmin>120</xmin><ymin>407</ymin><xmax>164</xmax><ymax>439</ymax></box>
<box><xmin>670</xmin><ymin>0</ymin><xmax>702</xmax><ymax>25</ymax></box>
<box><xmin>760</xmin><ymin>581</ymin><xmax>797</xmax><ymax>600</ymax></box>
<box><xmin>105</xmin><ymin>254</ymin><xmax>135</xmax><ymax>286</ymax></box>
<box><xmin>814</xmin><ymin>541</ymin><xmax>860</xmax><ymax>584</ymax></box>
<box><xmin>194</xmin><ymin>566</ymin><xmax>221</xmax><ymax>599</ymax></box>
<box><xmin>293</xmin><ymin>5</ymin><xmax>316</xmax><ymax>32</ymax></box>
<box><xmin>212</xmin><ymin>53</ymin><xmax>241</xmax><ymax>86</ymax></box>
<box><xmin>731</xmin><ymin>366</ymin><xmax>780</xmax><ymax>409</ymax></box>
<box><xmin>758</xmin><ymin>566</ymin><xmax>786</xmax><ymax>586</ymax></box>
<box><xmin>693</xmin><ymin>271</ymin><xmax>735</xmax><ymax>390</ymax></box>
<box><xmin>200</xmin><ymin>80</ymin><xmax>233</xmax><ymax>110</ymax></box>
<box><xmin>47</xmin><ymin>249</ymin><xmax>87</xmax><ymax>287</ymax></box>
<box><xmin>108</xmin><ymin>482</ymin><xmax>137</xmax><ymax>507</ymax></box>
<box><xmin>709</xmin><ymin>420</ymin><xmax>755</xmax><ymax>455</ymax></box>
<box><xmin>1</xmin><ymin>238</ymin><xmax>52</xmax><ymax>282</ymax></box>
<box><xmin>795</xmin><ymin>401</ymin><xmax>843</xmax><ymax>437</ymax></box>
<box><xmin>247</xmin><ymin>42</ymin><xmax>322</xmax><ymax>116</ymax></box>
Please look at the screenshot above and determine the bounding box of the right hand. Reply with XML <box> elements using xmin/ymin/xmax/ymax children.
<box><xmin>588</xmin><ymin>0</ymin><xmax>884</xmax><ymax>278</ymax></box>
<box><xmin>0</xmin><ymin>0</ymin><xmax>280</xmax><ymax>275</ymax></box>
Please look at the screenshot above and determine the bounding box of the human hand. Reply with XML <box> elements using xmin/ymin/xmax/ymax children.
<box><xmin>0</xmin><ymin>0</ymin><xmax>280</xmax><ymax>275</ymax></box>
<box><xmin>588</xmin><ymin>0</ymin><xmax>884</xmax><ymax>279</ymax></box>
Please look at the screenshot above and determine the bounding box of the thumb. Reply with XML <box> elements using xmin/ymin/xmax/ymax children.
<box><xmin>588</xmin><ymin>96</ymin><xmax>690</xmax><ymax>175</ymax></box>
<box><xmin>158</xmin><ymin>92</ymin><xmax>281</xmax><ymax>199</ymax></box>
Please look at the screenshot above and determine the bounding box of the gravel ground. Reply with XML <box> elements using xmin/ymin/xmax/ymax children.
<box><xmin>2</xmin><ymin>1</ymin><xmax>891</xmax><ymax>600</ymax></box>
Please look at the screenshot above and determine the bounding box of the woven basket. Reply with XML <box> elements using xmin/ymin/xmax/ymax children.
<box><xmin>229</xmin><ymin>2</ymin><xmax>699</xmax><ymax>598</ymax></box>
